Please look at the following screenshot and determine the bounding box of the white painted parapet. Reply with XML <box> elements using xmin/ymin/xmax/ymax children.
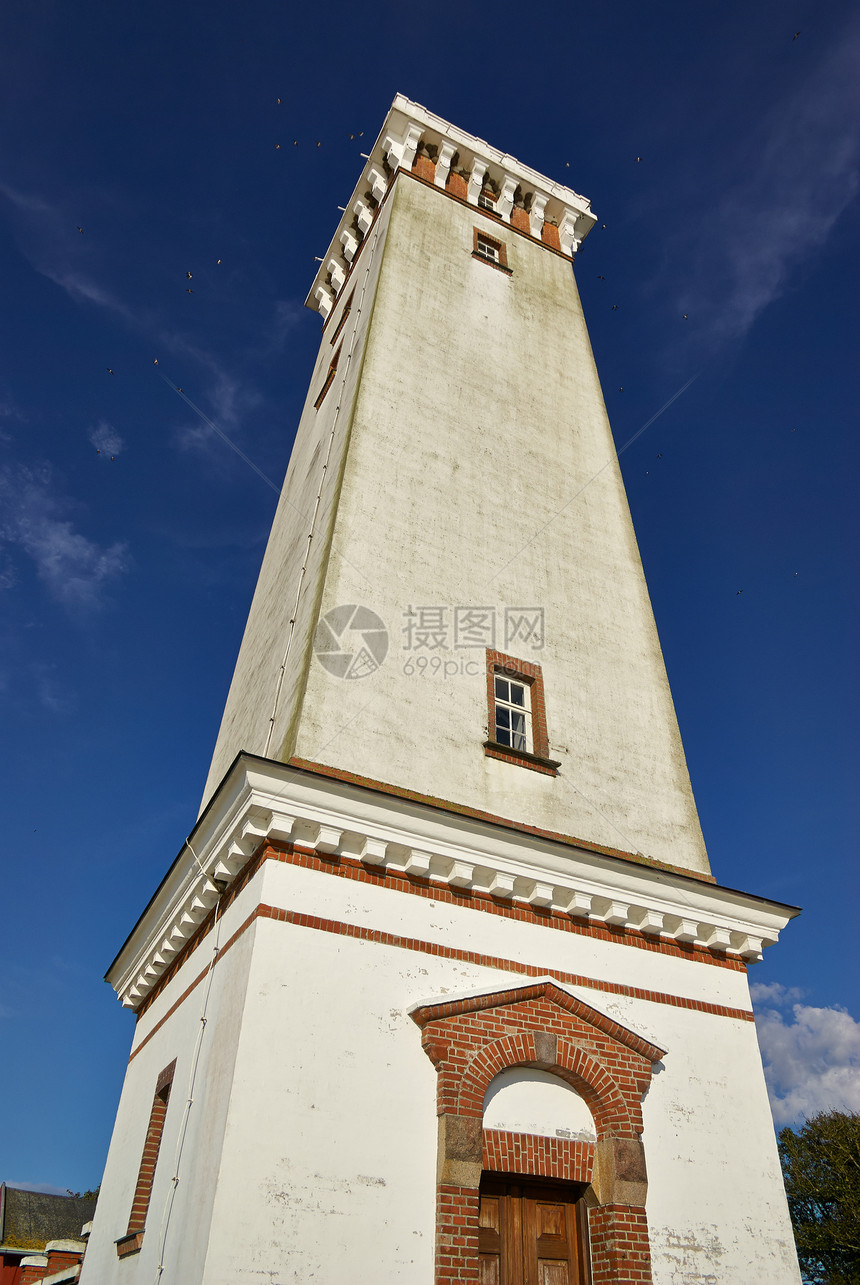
<box><xmin>305</xmin><ymin>93</ymin><xmax>598</xmax><ymax>318</ymax></box>
<box><xmin>106</xmin><ymin>756</ymin><xmax>798</xmax><ymax>1012</ymax></box>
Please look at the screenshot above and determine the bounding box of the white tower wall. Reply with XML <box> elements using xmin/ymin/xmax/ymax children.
<box><xmin>83</xmin><ymin>787</ymin><xmax>800</xmax><ymax>1283</ymax></box>
<box><xmin>82</xmin><ymin>96</ymin><xmax>801</xmax><ymax>1285</ymax></box>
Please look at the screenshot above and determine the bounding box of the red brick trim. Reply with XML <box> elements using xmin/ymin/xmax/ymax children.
<box><xmin>541</xmin><ymin>220</ymin><xmax>562</xmax><ymax>251</ymax></box>
<box><xmin>486</xmin><ymin>650</ymin><xmax>552</xmax><ymax>762</ymax></box>
<box><xmin>314</xmin><ymin>342</ymin><xmax>341</xmax><ymax>408</ymax></box>
<box><xmin>135</xmin><ymin>832</ymin><xmax>737</xmax><ymax>1023</ymax></box>
<box><xmin>589</xmin><ymin>1205</ymin><xmax>652</xmax><ymax>1284</ymax></box>
<box><xmin>483</xmin><ymin>741</ymin><xmax>561</xmax><ymax>775</ymax></box>
<box><xmin>135</xmin><ymin>834</ymin><xmax>268</xmax><ymax>1018</ymax></box>
<box><xmin>287</xmin><ymin>755</ymin><xmax>718</xmax><ymax>883</ymax></box>
<box><xmin>422</xmin><ymin>994</ymin><xmax>654</xmax><ymax>1283</ymax></box>
<box><xmin>319</xmin><ymin>164</ymin><xmax>581</xmax><ymax>340</ymax></box>
<box><xmin>329</xmin><ymin>291</ymin><xmax>354</xmax><ymax>345</ymax></box>
<box><xmin>483</xmin><ymin>1129</ymin><xmax>594</xmax><ymax>1184</ymax></box>
<box><xmin>412</xmin><ymin>152</ymin><xmax>436</xmax><ymax>183</ymax></box>
<box><xmin>410</xmin><ymin>980</ymin><xmax>667</xmax><ymax>1062</ymax></box>
<box><xmin>133</xmin><ymin>826</ymin><xmax>742</xmax><ymax>1019</ymax></box>
<box><xmin>403</xmin><ymin>166</ymin><xmax>575</xmax><ymax>262</ymax></box>
<box><xmin>129</xmin><ymin>891</ymin><xmax>753</xmax><ymax>1064</ymax></box>
<box><xmin>472</xmin><ymin>227</ymin><xmax>513</xmax><ymax>275</ymax></box>
<box><xmin>121</xmin><ymin>1058</ymin><xmax>176</xmax><ymax>1250</ymax></box>
<box><xmin>115</xmin><ymin>1231</ymin><xmax>144</xmax><ymax>1258</ymax></box>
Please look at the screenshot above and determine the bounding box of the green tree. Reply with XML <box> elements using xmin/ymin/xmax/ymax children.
<box><xmin>779</xmin><ymin>1110</ymin><xmax>860</xmax><ymax>1284</ymax></box>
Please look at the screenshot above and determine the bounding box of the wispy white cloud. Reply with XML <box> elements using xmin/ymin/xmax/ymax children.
<box><xmin>0</xmin><ymin>397</ymin><xmax>24</xmax><ymax>422</ymax></box>
<box><xmin>209</xmin><ymin>370</ymin><xmax>262</xmax><ymax>428</ymax></box>
<box><xmin>88</xmin><ymin>420</ymin><xmax>125</xmax><ymax>458</ymax></box>
<box><xmin>6</xmin><ymin>1181</ymin><xmax>70</xmax><ymax>1196</ymax></box>
<box><xmin>171</xmin><ymin>371</ymin><xmax>263</xmax><ymax>468</ymax></box>
<box><xmin>754</xmin><ymin>993</ymin><xmax>860</xmax><ymax>1127</ymax></box>
<box><xmin>0</xmin><ymin>183</ymin><xmax>53</xmax><ymax>215</ymax></box>
<box><xmin>0</xmin><ymin>181</ymin><xmax>226</xmax><ymax>377</ymax></box>
<box><xmin>2</xmin><ymin>181</ymin><xmax>274</xmax><ymax>491</ymax></box>
<box><xmin>33</xmin><ymin>664</ymin><xmax>77</xmax><ymax>714</ymax></box>
<box><xmin>268</xmin><ymin>299</ymin><xmax>305</xmax><ymax>353</ymax></box>
<box><xmin>677</xmin><ymin>16</ymin><xmax>860</xmax><ymax>342</ymax></box>
<box><xmin>0</xmin><ymin>463</ymin><xmax>128</xmax><ymax>611</ymax></box>
<box><xmin>0</xmin><ymin>550</ymin><xmax>17</xmax><ymax>589</ymax></box>
<box><xmin>749</xmin><ymin>981</ymin><xmax>806</xmax><ymax>1005</ymax></box>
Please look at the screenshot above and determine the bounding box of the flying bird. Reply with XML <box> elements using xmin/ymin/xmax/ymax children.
<box><xmin>597</xmin><ymin>275</ymin><xmax>605</xmax><ymax>280</ymax></box>
<box><xmin>107</xmin><ymin>367</ymin><xmax>114</xmax><ymax>374</ymax></box>
<box><xmin>275</xmin><ymin>143</ymin><xmax>281</xmax><ymax>149</ymax></box>
<box><xmin>276</xmin><ymin>97</ymin><xmax>282</xmax><ymax>104</ymax></box>
<box><xmin>618</xmin><ymin>387</ymin><xmax>623</xmax><ymax>392</ymax></box>
<box><xmin>736</xmin><ymin>589</ymin><xmax>743</xmax><ymax>595</ymax></box>
<box><xmin>315</xmin><ymin>140</ymin><xmax>321</xmax><ymax>147</ymax></box>
<box><xmin>153</xmin><ymin>357</ymin><xmax>158</xmax><ymax>365</ymax></box>
<box><xmin>565</xmin><ymin>162</ymin><xmax>570</xmax><ymax>167</ymax></box>
<box><xmin>77</xmin><ymin>226</ymin><xmax>84</xmax><ymax>234</ymax></box>
<box><xmin>186</xmin><ymin>271</ymin><xmax>192</xmax><ymax>279</ymax></box>
<box><xmin>682</xmin><ymin>313</ymin><xmax>688</xmax><ymax>319</ymax></box>
<box><xmin>635</xmin><ymin>156</ymin><xmax>642</xmax><ymax>163</ymax></box>
<box><xmin>293</xmin><ymin>139</ymin><xmax>298</xmax><ymax>146</ymax></box>
<box><xmin>601</xmin><ymin>224</ymin><xmax>607</xmax><ymax>229</ymax></box>
<box><xmin>793</xmin><ymin>30</ymin><xmax>800</xmax><ymax>39</ymax></box>
<box><xmin>611</xmin><ymin>304</ymin><xmax>619</xmax><ymax>310</ymax></box>
<box><xmin>656</xmin><ymin>453</ymin><xmax>662</xmax><ymax>459</ymax></box>
<box><xmin>216</xmin><ymin>258</ymin><xmax>222</xmax><ymax>264</ymax></box>
<box><xmin>186</xmin><ymin>287</ymin><xmax>194</xmax><ymax>293</ymax></box>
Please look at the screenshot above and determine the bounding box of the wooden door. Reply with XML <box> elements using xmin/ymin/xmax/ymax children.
<box><xmin>478</xmin><ymin>1177</ymin><xmax>591</xmax><ymax>1285</ymax></box>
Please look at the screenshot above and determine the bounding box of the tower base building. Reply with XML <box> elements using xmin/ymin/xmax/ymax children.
<box><xmin>81</xmin><ymin>97</ymin><xmax>801</xmax><ymax>1285</ymax></box>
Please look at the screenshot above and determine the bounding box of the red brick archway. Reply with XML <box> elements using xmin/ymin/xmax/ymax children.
<box><xmin>411</xmin><ymin>979</ymin><xmax>665</xmax><ymax>1285</ymax></box>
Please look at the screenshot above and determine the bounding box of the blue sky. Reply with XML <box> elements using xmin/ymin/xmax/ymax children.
<box><xmin>1</xmin><ymin>0</ymin><xmax>857</xmax><ymax>1191</ymax></box>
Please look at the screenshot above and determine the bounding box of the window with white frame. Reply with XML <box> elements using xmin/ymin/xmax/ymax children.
<box><xmin>493</xmin><ymin>674</ymin><xmax>532</xmax><ymax>753</ymax></box>
<box><xmin>472</xmin><ymin>229</ymin><xmax>510</xmax><ymax>271</ymax></box>
<box><xmin>475</xmin><ymin>233</ymin><xmax>499</xmax><ymax>262</ymax></box>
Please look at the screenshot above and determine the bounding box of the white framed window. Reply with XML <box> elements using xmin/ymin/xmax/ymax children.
<box><xmin>475</xmin><ymin>233</ymin><xmax>499</xmax><ymax>262</ymax></box>
<box><xmin>493</xmin><ymin>674</ymin><xmax>532</xmax><ymax>753</ymax></box>
<box><xmin>472</xmin><ymin>228</ymin><xmax>510</xmax><ymax>273</ymax></box>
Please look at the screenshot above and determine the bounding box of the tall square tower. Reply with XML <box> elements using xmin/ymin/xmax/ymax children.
<box><xmin>81</xmin><ymin>97</ymin><xmax>801</xmax><ymax>1285</ymax></box>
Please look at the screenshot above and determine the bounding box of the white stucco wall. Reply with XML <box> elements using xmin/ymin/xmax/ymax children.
<box><xmin>87</xmin><ymin>854</ymin><xmax>798</xmax><ymax>1283</ymax></box>
<box><xmin>201</xmin><ymin>170</ymin><xmax>709</xmax><ymax>875</ymax></box>
<box><xmin>80</xmin><ymin>875</ymin><xmax>262</xmax><ymax>1285</ymax></box>
<box><xmin>200</xmin><ymin>196</ymin><xmax>396</xmax><ymax>808</ymax></box>
<box><xmin>483</xmin><ymin>1068</ymin><xmax>596</xmax><ymax>1140</ymax></box>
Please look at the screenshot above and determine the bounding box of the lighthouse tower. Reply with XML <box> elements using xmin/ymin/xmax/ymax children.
<box><xmin>81</xmin><ymin>96</ymin><xmax>801</xmax><ymax>1285</ymax></box>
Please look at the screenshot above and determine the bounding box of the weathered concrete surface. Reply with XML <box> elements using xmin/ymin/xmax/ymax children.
<box><xmin>204</xmin><ymin>171</ymin><xmax>709</xmax><ymax>875</ymax></box>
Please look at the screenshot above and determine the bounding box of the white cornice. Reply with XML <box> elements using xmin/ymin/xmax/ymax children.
<box><xmin>306</xmin><ymin>93</ymin><xmax>598</xmax><ymax>319</ymax></box>
<box><xmin>107</xmin><ymin>756</ymin><xmax>799</xmax><ymax>1011</ymax></box>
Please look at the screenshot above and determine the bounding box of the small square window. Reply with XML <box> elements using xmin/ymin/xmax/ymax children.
<box><xmin>494</xmin><ymin>677</ymin><xmax>531</xmax><ymax>752</ymax></box>
<box><xmin>476</xmin><ymin>234</ymin><xmax>499</xmax><ymax>262</ymax></box>
<box><xmin>472</xmin><ymin>228</ymin><xmax>511</xmax><ymax>274</ymax></box>
<box><xmin>484</xmin><ymin>651</ymin><xmax>559</xmax><ymax>775</ymax></box>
